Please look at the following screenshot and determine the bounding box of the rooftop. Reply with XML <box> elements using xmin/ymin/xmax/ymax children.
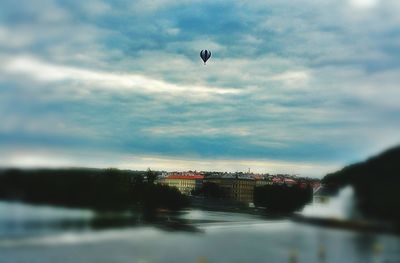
<box><xmin>166</xmin><ymin>175</ymin><xmax>204</xmax><ymax>180</ymax></box>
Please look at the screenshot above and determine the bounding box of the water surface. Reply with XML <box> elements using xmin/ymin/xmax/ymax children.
<box><xmin>0</xmin><ymin>201</ymin><xmax>399</xmax><ymax>263</ymax></box>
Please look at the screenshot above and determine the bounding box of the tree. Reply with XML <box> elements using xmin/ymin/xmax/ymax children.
<box><xmin>146</xmin><ymin>168</ymin><xmax>157</xmax><ymax>184</ymax></box>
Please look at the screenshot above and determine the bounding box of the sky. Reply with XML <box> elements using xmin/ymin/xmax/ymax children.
<box><xmin>0</xmin><ymin>0</ymin><xmax>399</xmax><ymax>177</ymax></box>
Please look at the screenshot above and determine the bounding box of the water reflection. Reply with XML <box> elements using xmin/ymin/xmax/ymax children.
<box><xmin>0</xmin><ymin>202</ymin><xmax>206</xmax><ymax>237</ymax></box>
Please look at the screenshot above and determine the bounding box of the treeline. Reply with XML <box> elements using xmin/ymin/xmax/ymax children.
<box><xmin>322</xmin><ymin>145</ymin><xmax>400</xmax><ymax>223</ymax></box>
<box><xmin>254</xmin><ymin>184</ymin><xmax>313</xmax><ymax>213</ymax></box>
<box><xmin>0</xmin><ymin>168</ymin><xmax>189</xmax><ymax>211</ymax></box>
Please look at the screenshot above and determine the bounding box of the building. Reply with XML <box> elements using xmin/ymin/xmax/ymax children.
<box><xmin>233</xmin><ymin>178</ymin><xmax>255</xmax><ymax>203</ymax></box>
<box><xmin>205</xmin><ymin>176</ymin><xmax>255</xmax><ymax>203</ymax></box>
<box><xmin>254</xmin><ymin>176</ymin><xmax>273</xmax><ymax>187</ymax></box>
<box><xmin>159</xmin><ymin>174</ymin><xmax>204</xmax><ymax>195</ymax></box>
<box><xmin>158</xmin><ymin>171</ymin><xmax>314</xmax><ymax>205</ymax></box>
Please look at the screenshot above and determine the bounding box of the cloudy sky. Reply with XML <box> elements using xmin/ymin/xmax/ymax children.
<box><xmin>1</xmin><ymin>0</ymin><xmax>399</xmax><ymax>176</ymax></box>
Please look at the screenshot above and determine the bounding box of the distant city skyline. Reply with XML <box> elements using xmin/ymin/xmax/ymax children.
<box><xmin>1</xmin><ymin>0</ymin><xmax>400</xmax><ymax>177</ymax></box>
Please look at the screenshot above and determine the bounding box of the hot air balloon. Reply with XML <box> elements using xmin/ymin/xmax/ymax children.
<box><xmin>200</xmin><ymin>50</ymin><xmax>211</xmax><ymax>65</ymax></box>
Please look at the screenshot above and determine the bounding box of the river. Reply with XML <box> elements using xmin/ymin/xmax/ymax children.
<box><xmin>0</xmin><ymin>201</ymin><xmax>399</xmax><ymax>263</ymax></box>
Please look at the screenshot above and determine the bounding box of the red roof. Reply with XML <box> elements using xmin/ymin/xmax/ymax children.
<box><xmin>284</xmin><ymin>179</ymin><xmax>296</xmax><ymax>184</ymax></box>
<box><xmin>166</xmin><ymin>175</ymin><xmax>204</xmax><ymax>180</ymax></box>
<box><xmin>272</xmin><ymin>178</ymin><xmax>297</xmax><ymax>184</ymax></box>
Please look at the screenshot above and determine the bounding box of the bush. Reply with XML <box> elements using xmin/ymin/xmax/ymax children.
<box><xmin>254</xmin><ymin>184</ymin><xmax>312</xmax><ymax>213</ymax></box>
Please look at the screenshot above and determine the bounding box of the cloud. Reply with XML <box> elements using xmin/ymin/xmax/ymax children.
<box><xmin>350</xmin><ymin>0</ymin><xmax>380</xmax><ymax>9</ymax></box>
<box><xmin>2</xmin><ymin>56</ymin><xmax>241</xmax><ymax>98</ymax></box>
<box><xmin>0</xmin><ymin>26</ymin><xmax>34</xmax><ymax>48</ymax></box>
<box><xmin>0</xmin><ymin>0</ymin><xmax>399</xmax><ymax>176</ymax></box>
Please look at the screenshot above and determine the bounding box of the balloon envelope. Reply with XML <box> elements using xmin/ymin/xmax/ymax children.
<box><xmin>200</xmin><ymin>50</ymin><xmax>211</xmax><ymax>64</ymax></box>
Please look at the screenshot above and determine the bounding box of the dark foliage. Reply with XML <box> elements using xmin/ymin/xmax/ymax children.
<box><xmin>322</xmin><ymin>145</ymin><xmax>400</xmax><ymax>223</ymax></box>
<box><xmin>142</xmin><ymin>184</ymin><xmax>189</xmax><ymax>210</ymax></box>
<box><xmin>145</xmin><ymin>168</ymin><xmax>157</xmax><ymax>185</ymax></box>
<box><xmin>0</xmin><ymin>168</ymin><xmax>188</xmax><ymax>211</ymax></box>
<box><xmin>254</xmin><ymin>184</ymin><xmax>312</xmax><ymax>213</ymax></box>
